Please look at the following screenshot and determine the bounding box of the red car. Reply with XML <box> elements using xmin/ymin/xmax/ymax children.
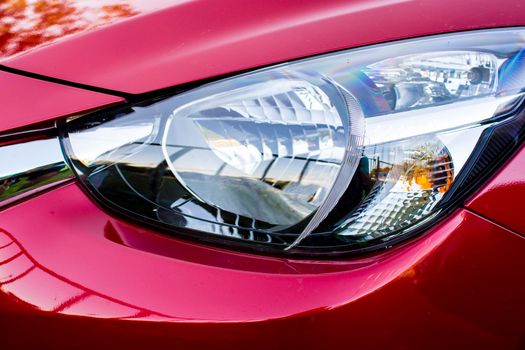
<box><xmin>0</xmin><ymin>1</ymin><xmax>524</xmax><ymax>349</ymax></box>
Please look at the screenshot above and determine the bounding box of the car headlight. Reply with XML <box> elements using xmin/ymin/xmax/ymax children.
<box><xmin>60</xmin><ymin>28</ymin><xmax>525</xmax><ymax>256</ymax></box>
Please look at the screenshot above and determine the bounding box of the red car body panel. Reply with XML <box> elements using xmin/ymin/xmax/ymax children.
<box><xmin>1</xmin><ymin>184</ymin><xmax>524</xmax><ymax>349</ymax></box>
<box><xmin>0</xmin><ymin>71</ymin><xmax>122</xmax><ymax>133</ymax></box>
<box><xmin>466</xmin><ymin>146</ymin><xmax>525</xmax><ymax>238</ymax></box>
<box><xmin>0</xmin><ymin>0</ymin><xmax>524</xmax><ymax>349</ymax></box>
<box><xmin>2</xmin><ymin>0</ymin><xmax>525</xmax><ymax>94</ymax></box>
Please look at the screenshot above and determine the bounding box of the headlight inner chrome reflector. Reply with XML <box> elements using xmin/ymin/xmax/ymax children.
<box><xmin>61</xmin><ymin>28</ymin><xmax>525</xmax><ymax>256</ymax></box>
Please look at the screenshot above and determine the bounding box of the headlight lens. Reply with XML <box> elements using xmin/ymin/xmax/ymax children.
<box><xmin>161</xmin><ymin>73</ymin><xmax>364</xmax><ymax>229</ymax></box>
<box><xmin>62</xmin><ymin>28</ymin><xmax>525</xmax><ymax>255</ymax></box>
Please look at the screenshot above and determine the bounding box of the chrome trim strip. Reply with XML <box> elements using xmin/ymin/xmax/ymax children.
<box><xmin>0</xmin><ymin>137</ymin><xmax>73</xmax><ymax>207</ymax></box>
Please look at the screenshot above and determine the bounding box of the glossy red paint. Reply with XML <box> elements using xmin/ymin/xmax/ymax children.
<box><xmin>0</xmin><ymin>1</ymin><xmax>524</xmax><ymax>349</ymax></box>
<box><xmin>466</xmin><ymin>145</ymin><xmax>525</xmax><ymax>237</ymax></box>
<box><xmin>3</xmin><ymin>0</ymin><xmax>525</xmax><ymax>94</ymax></box>
<box><xmin>0</xmin><ymin>183</ymin><xmax>524</xmax><ymax>349</ymax></box>
<box><xmin>0</xmin><ymin>70</ymin><xmax>122</xmax><ymax>133</ymax></box>
<box><xmin>0</xmin><ymin>0</ymin><xmax>180</xmax><ymax>60</ymax></box>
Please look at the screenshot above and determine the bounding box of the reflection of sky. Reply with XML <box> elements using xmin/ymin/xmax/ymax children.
<box><xmin>73</xmin><ymin>0</ymin><xmax>191</xmax><ymax>13</ymax></box>
<box><xmin>126</xmin><ymin>0</ymin><xmax>190</xmax><ymax>12</ymax></box>
<box><xmin>0</xmin><ymin>139</ymin><xmax>64</xmax><ymax>179</ymax></box>
<box><xmin>70</xmin><ymin>124</ymin><xmax>154</xmax><ymax>166</ymax></box>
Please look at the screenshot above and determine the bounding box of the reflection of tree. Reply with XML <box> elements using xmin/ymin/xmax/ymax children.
<box><xmin>402</xmin><ymin>144</ymin><xmax>453</xmax><ymax>192</ymax></box>
<box><xmin>0</xmin><ymin>0</ymin><xmax>138</xmax><ymax>57</ymax></box>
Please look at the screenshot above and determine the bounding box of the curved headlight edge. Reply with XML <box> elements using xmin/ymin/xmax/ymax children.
<box><xmin>54</xmin><ymin>28</ymin><xmax>525</xmax><ymax>256</ymax></box>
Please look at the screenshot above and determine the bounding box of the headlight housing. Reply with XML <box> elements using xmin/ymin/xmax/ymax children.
<box><xmin>61</xmin><ymin>28</ymin><xmax>525</xmax><ymax>256</ymax></box>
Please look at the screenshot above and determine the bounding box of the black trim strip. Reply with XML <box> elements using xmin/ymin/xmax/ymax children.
<box><xmin>0</xmin><ymin>64</ymin><xmax>132</xmax><ymax>99</ymax></box>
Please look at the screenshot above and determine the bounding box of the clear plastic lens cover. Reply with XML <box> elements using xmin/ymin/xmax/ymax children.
<box><xmin>62</xmin><ymin>28</ymin><xmax>525</xmax><ymax>255</ymax></box>
<box><xmin>161</xmin><ymin>74</ymin><xmax>360</xmax><ymax>227</ymax></box>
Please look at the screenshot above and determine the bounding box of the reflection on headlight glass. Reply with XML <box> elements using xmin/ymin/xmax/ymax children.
<box><xmin>63</xmin><ymin>29</ymin><xmax>525</xmax><ymax>254</ymax></box>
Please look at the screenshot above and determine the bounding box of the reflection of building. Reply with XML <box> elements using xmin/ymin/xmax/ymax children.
<box><xmin>368</xmin><ymin>158</ymin><xmax>393</xmax><ymax>182</ymax></box>
<box><xmin>0</xmin><ymin>229</ymin><xmax>171</xmax><ymax>320</ymax></box>
<box><xmin>429</xmin><ymin>154</ymin><xmax>454</xmax><ymax>193</ymax></box>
